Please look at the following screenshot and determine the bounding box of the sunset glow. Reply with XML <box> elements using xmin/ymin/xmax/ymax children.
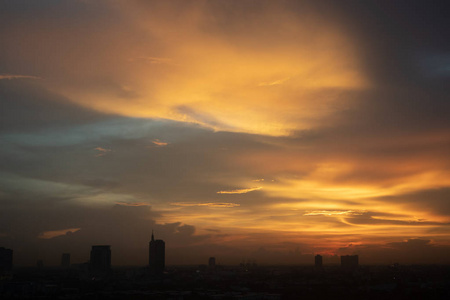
<box><xmin>1</xmin><ymin>0</ymin><xmax>450</xmax><ymax>266</ymax></box>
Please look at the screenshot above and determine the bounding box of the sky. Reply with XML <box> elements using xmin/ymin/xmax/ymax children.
<box><xmin>1</xmin><ymin>0</ymin><xmax>450</xmax><ymax>266</ymax></box>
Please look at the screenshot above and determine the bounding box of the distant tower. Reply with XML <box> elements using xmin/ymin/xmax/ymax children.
<box><xmin>149</xmin><ymin>231</ymin><xmax>165</xmax><ymax>274</ymax></box>
<box><xmin>0</xmin><ymin>247</ymin><xmax>13</xmax><ymax>272</ymax></box>
<box><xmin>61</xmin><ymin>253</ymin><xmax>70</xmax><ymax>268</ymax></box>
<box><xmin>315</xmin><ymin>254</ymin><xmax>323</xmax><ymax>268</ymax></box>
<box><xmin>208</xmin><ymin>257</ymin><xmax>216</xmax><ymax>267</ymax></box>
<box><xmin>208</xmin><ymin>257</ymin><xmax>216</xmax><ymax>271</ymax></box>
<box><xmin>90</xmin><ymin>245</ymin><xmax>111</xmax><ymax>272</ymax></box>
<box><xmin>341</xmin><ymin>255</ymin><xmax>359</xmax><ymax>271</ymax></box>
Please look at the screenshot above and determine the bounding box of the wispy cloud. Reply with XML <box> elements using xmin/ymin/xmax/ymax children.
<box><xmin>304</xmin><ymin>210</ymin><xmax>364</xmax><ymax>216</ymax></box>
<box><xmin>115</xmin><ymin>201</ymin><xmax>150</xmax><ymax>206</ymax></box>
<box><xmin>0</xmin><ymin>74</ymin><xmax>40</xmax><ymax>80</ymax></box>
<box><xmin>258</xmin><ymin>77</ymin><xmax>290</xmax><ymax>86</ymax></box>
<box><xmin>217</xmin><ymin>187</ymin><xmax>262</xmax><ymax>194</ymax></box>
<box><xmin>94</xmin><ymin>147</ymin><xmax>112</xmax><ymax>157</ymax></box>
<box><xmin>132</xmin><ymin>56</ymin><xmax>174</xmax><ymax>65</ymax></box>
<box><xmin>171</xmin><ymin>202</ymin><xmax>240</xmax><ymax>208</ymax></box>
<box><xmin>343</xmin><ymin>212</ymin><xmax>450</xmax><ymax>226</ymax></box>
<box><xmin>204</xmin><ymin>228</ymin><xmax>221</xmax><ymax>232</ymax></box>
<box><xmin>152</xmin><ymin>139</ymin><xmax>168</xmax><ymax>146</ymax></box>
<box><xmin>38</xmin><ymin>228</ymin><xmax>80</xmax><ymax>239</ymax></box>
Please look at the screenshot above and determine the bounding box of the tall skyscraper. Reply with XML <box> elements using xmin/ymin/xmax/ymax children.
<box><xmin>208</xmin><ymin>257</ymin><xmax>216</xmax><ymax>271</ymax></box>
<box><xmin>315</xmin><ymin>254</ymin><xmax>323</xmax><ymax>268</ymax></box>
<box><xmin>208</xmin><ymin>257</ymin><xmax>216</xmax><ymax>267</ymax></box>
<box><xmin>0</xmin><ymin>247</ymin><xmax>13</xmax><ymax>272</ymax></box>
<box><xmin>61</xmin><ymin>253</ymin><xmax>70</xmax><ymax>268</ymax></box>
<box><xmin>149</xmin><ymin>231</ymin><xmax>165</xmax><ymax>274</ymax></box>
<box><xmin>90</xmin><ymin>245</ymin><xmax>111</xmax><ymax>272</ymax></box>
<box><xmin>341</xmin><ymin>255</ymin><xmax>359</xmax><ymax>271</ymax></box>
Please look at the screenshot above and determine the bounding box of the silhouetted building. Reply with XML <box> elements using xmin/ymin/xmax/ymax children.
<box><xmin>61</xmin><ymin>253</ymin><xmax>70</xmax><ymax>268</ymax></box>
<box><xmin>0</xmin><ymin>247</ymin><xmax>13</xmax><ymax>272</ymax></box>
<box><xmin>315</xmin><ymin>254</ymin><xmax>323</xmax><ymax>268</ymax></box>
<box><xmin>209</xmin><ymin>257</ymin><xmax>216</xmax><ymax>267</ymax></box>
<box><xmin>208</xmin><ymin>257</ymin><xmax>216</xmax><ymax>271</ymax></box>
<box><xmin>149</xmin><ymin>231</ymin><xmax>165</xmax><ymax>274</ymax></box>
<box><xmin>341</xmin><ymin>255</ymin><xmax>359</xmax><ymax>271</ymax></box>
<box><xmin>90</xmin><ymin>245</ymin><xmax>111</xmax><ymax>272</ymax></box>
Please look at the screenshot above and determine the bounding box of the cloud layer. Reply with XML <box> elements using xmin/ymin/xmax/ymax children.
<box><xmin>1</xmin><ymin>0</ymin><xmax>450</xmax><ymax>266</ymax></box>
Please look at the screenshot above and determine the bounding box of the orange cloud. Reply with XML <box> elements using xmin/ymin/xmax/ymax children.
<box><xmin>304</xmin><ymin>210</ymin><xmax>364</xmax><ymax>216</ymax></box>
<box><xmin>217</xmin><ymin>187</ymin><xmax>262</xmax><ymax>194</ymax></box>
<box><xmin>258</xmin><ymin>77</ymin><xmax>291</xmax><ymax>86</ymax></box>
<box><xmin>0</xmin><ymin>74</ymin><xmax>40</xmax><ymax>80</ymax></box>
<box><xmin>152</xmin><ymin>139</ymin><xmax>168</xmax><ymax>146</ymax></box>
<box><xmin>136</xmin><ymin>56</ymin><xmax>174</xmax><ymax>65</ymax></box>
<box><xmin>25</xmin><ymin>1</ymin><xmax>368</xmax><ymax>137</ymax></box>
<box><xmin>38</xmin><ymin>228</ymin><xmax>80</xmax><ymax>239</ymax></box>
<box><xmin>94</xmin><ymin>147</ymin><xmax>112</xmax><ymax>157</ymax></box>
<box><xmin>171</xmin><ymin>202</ymin><xmax>240</xmax><ymax>208</ymax></box>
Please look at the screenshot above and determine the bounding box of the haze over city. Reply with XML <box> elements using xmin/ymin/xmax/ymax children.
<box><xmin>1</xmin><ymin>0</ymin><xmax>450</xmax><ymax>267</ymax></box>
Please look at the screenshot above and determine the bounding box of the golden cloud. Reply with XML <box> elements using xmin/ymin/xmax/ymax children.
<box><xmin>171</xmin><ymin>202</ymin><xmax>240</xmax><ymax>208</ymax></box>
<box><xmin>304</xmin><ymin>210</ymin><xmax>364</xmax><ymax>216</ymax></box>
<box><xmin>152</xmin><ymin>139</ymin><xmax>168</xmax><ymax>146</ymax></box>
<box><xmin>94</xmin><ymin>147</ymin><xmax>112</xmax><ymax>157</ymax></box>
<box><xmin>217</xmin><ymin>187</ymin><xmax>262</xmax><ymax>194</ymax></box>
<box><xmin>30</xmin><ymin>1</ymin><xmax>369</xmax><ymax>136</ymax></box>
<box><xmin>38</xmin><ymin>228</ymin><xmax>81</xmax><ymax>239</ymax></box>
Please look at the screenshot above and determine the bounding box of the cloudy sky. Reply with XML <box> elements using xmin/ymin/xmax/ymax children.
<box><xmin>1</xmin><ymin>0</ymin><xmax>450</xmax><ymax>266</ymax></box>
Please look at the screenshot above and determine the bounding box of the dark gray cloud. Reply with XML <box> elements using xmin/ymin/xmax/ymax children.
<box><xmin>338</xmin><ymin>239</ymin><xmax>450</xmax><ymax>264</ymax></box>
<box><xmin>377</xmin><ymin>188</ymin><xmax>450</xmax><ymax>216</ymax></box>
<box><xmin>0</xmin><ymin>188</ymin><xmax>205</xmax><ymax>266</ymax></box>
<box><xmin>323</xmin><ymin>0</ymin><xmax>450</xmax><ymax>85</ymax></box>
<box><xmin>0</xmin><ymin>80</ymin><xmax>111</xmax><ymax>132</ymax></box>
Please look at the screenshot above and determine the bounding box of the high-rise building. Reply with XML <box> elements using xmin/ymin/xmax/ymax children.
<box><xmin>61</xmin><ymin>253</ymin><xmax>70</xmax><ymax>268</ymax></box>
<box><xmin>208</xmin><ymin>257</ymin><xmax>216</xmax><ymax>271</ymax></box>
<box><xmin>209</xmin><ymin>257</ymin><xmax>216</xmax><ymax>267</ymax></box>
<box><xmin>341</xmin><ymin>255</ymin><xmax>359</xmax><ymax>271</ymax></box>
<box><xmin>90</xmin><ymin>245</ymin><xmax>111</xmax><ymax>272</ymax></box>
<box><xmin>0</xmin><ymin>247</ymin><xmax>13</xmax><ymax>272</ymax></box>
<box><xmin>315</xmin><ymin>254</ymin><xmax>323</xmax><ymax>268</ymax></box>
<box><xmin>149</xmin><ymin>231</ymin><xmax>165</xmax><ymax>274</ymax></box>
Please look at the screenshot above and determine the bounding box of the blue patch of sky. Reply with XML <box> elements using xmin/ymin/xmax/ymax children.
<box><xmin>417</xmin><ymin>53</ymin><xmax>450</xmax><ymax>77</ymax></box>
<box><xmin>0</xmin><ymin>117</ymin><xmax>173</xmax><ymax>147</ymax></box>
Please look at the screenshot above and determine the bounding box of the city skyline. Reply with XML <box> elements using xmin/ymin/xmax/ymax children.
<box><xmin>0</xmin><ymin>241</ymin><xmax>362</xmax><ymax>270</ymax></box>
<box><xmin>1</xmin><ymin>0</ymin><xmax>450</xmax><ymax>267</ymax></box>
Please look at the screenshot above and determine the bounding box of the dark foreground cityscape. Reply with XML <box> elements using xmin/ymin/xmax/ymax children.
<box><xmin>1</xmin><ymin>234</ymin><xmax>450</xmax><ymax>299</ymax></box>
